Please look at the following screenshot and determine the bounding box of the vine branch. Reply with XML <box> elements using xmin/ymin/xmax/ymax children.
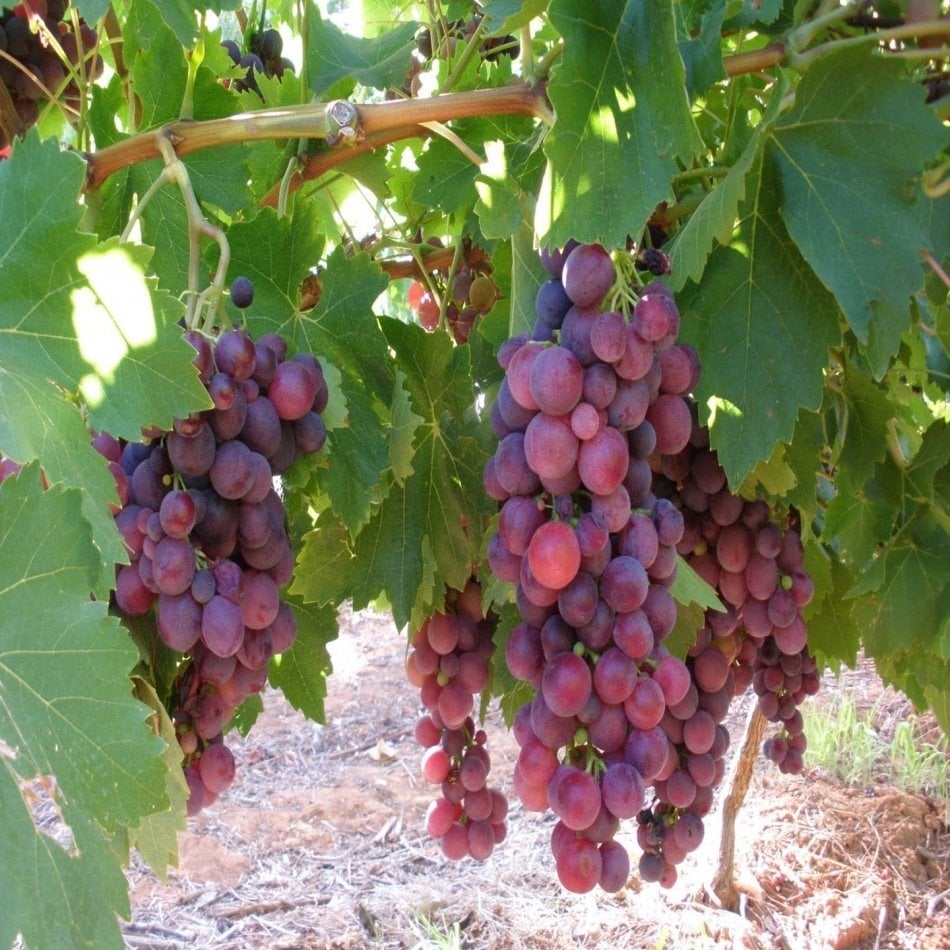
<box><xmin>85</xmin><ymin>82</ymin><xmax>547</xmax><ymax>190</ymax></box>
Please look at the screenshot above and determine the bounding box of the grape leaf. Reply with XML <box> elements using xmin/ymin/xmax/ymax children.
<box><xmin>677</xmin><ymin>149</ymin><xmax>841</xmax><ymax>485</ymax></box>
<box><xmin>0</xmin><ymin>467</ymin><xmax>170</xmax><ymax>946</ymax></box>
<box><xmin>489</xmin><ymin>602</ymin><xmax>535</xmax><ymax>726</ymax></box>
<box><xmin>73</xmin><ymin>239</ymin><xmax>213</xmax><ymax>439</ymax></box>
<box><xmin>770</xmin><ymin>48</ymin><xmax>947</xmax><ymax>349</ymax></box>
<box><xmin>666</xmin><ymin>600</ymin><xmax>706</xmax><ymax>662</ymax></box>
<box><xmin>269</xmin><ymin>596</ymin><xmax>339</xmax><ymax>724</ymax></box>
<box><xmin>240</xmin><ymin>231</ymin><xmax>393</xmax><ymax>404</ymax></box>
<box><xmin>228</xmin><ymin>694</ymin><xmax>265</xmax><ymax>737</ymax></box>
<box><xmin>336</xmin><ymin>421</ymin><xmax>485</xmax><ymax>628</ymax></box>
<box><xmin>390</xmin><ymin>370</ymin><xmax>426</xmax><ymax>485</ymax></box>
<box><xmin>822</xmin><ymin>469</ymin><xmax>897</xmax><ymax>568</ymax></box>
<box><xmin>0</xmin><ymin>769</ymin><xmax>128</xmax><ymax>949</ymax></box>
<box><xmin>126</xmin><ymin>0</ymin><xmax>188</xmax><ymax>128</ymax></box>
<box><xmin>782</xmin><ymin>407</ymin><xmax>827</xmax><ymax>519</ymax></box>
<box><xmin>476</xmin><ymin>163</ymin><xmax>525</xmax><ymax>239</ymax></box>
<box><xmin>306</xmin><ymin>10</ymin><xmax>419</xmax><ymax>100</ymax></box>
<box><xmin>875</xmin><ymin>649</ymin><xmax>950</xmax><ymax>735</ymax></box>
<box><xmin>318</xmin><ymin>387</ymin><xmax>391</xmax><ymax>533</ymax></box>
<box><xmin>849</xmin><ymin>510</ymin><xmax>949</xmax><ymax>658</ymax></box>
<box><xmin>0</xmin><ymin>133</ymin><xmax>207</xmax><ymax>591</ymax></box>
<box><xmin>668</xmin><ymin>73</ymin><xmax>786</xmax><ymax>289</ymax></box>
<box><xmin>509</xmin><ymin>223</ymin><xmax>548</xmax><ymax>337</ymax></box>
<box><xmin>129</xmin><ymin>0</ymin><xmax>240</xmax><ymax>46</ymax></box>
<box><xmin>367</xmin><ymin>320</ymin><xmax>493</xmax><ymax>624</ymax></box>
<box><xmin>414</xmin><ymin>138</ymin><xmax>481</xmax><ymax>216</ymax></box>
<box><xmin>74</xmin><ymin>0</ymin><xmax>112</xmax><ymax>22</ymax></box>
<box><xmin>805</xmin><ymin>558</ymin><xmax>861</xmax><ymax>667</ymax></box>
<box><xmin>539</xmin><ymin>0</ymin><xmax>701</xmax><ymax>249</ymax></box>
<box><xmin>127</xmin><ymin>679</ymin><xmax>187</xmax><ymax>880</ymax></box>
<box><xmin>834</xmin><ymin>360</ymin><xmax>892</xmax><ymax>489</ymax></box>
<box><xmin>670</xmin><ymin>556</ymin><xmax>725</xmax><ymax>612</ymax></box>
<box><xmin>677</xmin><ymin>1</ymin><xmax>727</xmax><ymax>96</ymax></box>
<box><xmin>291</xmin><ymin>512</ymin><xmax>355</xmax><ymax>608</ymax></box>
<box><xmin>905</xmin><ymin>419</ymin><xmax>950</xmax><ymax>508</ymax></box>
<box><xmin>481</xmin><ymin>0</ymin><xmax>548</xmax><ymax>31</ymax></box>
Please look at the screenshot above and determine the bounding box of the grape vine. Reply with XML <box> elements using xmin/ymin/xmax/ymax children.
<box><xmin>0</xmin><ymin>2</ymin><xmax>945</xmax><ymax>944</ymax></box>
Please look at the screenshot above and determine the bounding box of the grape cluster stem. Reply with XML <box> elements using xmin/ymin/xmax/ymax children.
<box><xmin>119</xmin><ymin>132</ymin><xmax>230</xmax><ymax>333</ymax></box>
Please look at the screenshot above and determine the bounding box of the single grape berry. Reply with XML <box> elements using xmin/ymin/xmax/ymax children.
<box><xmin>231</xmin><ymin>276</ymin><xmax>255</xmax><ymax>309</ymax></box>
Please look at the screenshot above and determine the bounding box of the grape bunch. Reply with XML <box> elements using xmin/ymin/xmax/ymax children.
<box><xmin>485</xmin><ymin>240</ymin><xmax>700</xmax><ymax>893</ymax></box>
<box><xmin>406</xmin><ymin>578</ymin><xmax>509</xmax><ymax>860</ymax></box>
<box><xmin>220</xmin><ymin>26</ymin><xmax>294</xmax><ymax>96</ymax></box>
<box><xmin>628</xmin><ymin>408</ymin><xmax>822</xmax><ymax>885</ymax></box>
<box><xmin>0</xmin><ymin>1</ymin><xmax>102</xmax><ymax>149</ymax></box>
<box><xmin>100</xmin><ymin>291</ymin><xmax>328</xmax><ymax>814</ymax></box>
<box><xmin>406</xmin><ymin>243</ymin><xmax>497</xmax><ymax>344</ymax></box>
<box><xmin>661</xmin><ymin>423</ymin><xmax>820</xmax><ymax>774</ymax></box>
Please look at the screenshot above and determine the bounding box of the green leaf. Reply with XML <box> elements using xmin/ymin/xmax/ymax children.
<box><xmin>489</xmin><ymin>602</ymin><xmax>535</xmax><ymax>726</ymax></box>
<box><xmin>75</xmin><ymin>0</ymin><xmax>111</xmax><ymax>21</ymax></box>
<box><xmin>0</xmin><ymin>769</ymin><xmax>128</xmax><ymax>949</ymax></box>
<box><xmin>665</xmin><ymin>600</ymin><xmax>706</xmax><ymax>662</ymax></box>
<box><xmin>390</xmin><ymin>370</ymin><xmax>426</xmax><ymax>485</ymax></box>
<box><xmin>318</xmin><ymin>387</ymin><xmax>390</xmax><ymax>533</ymax></box>
<box><xmin>72</xmin><ymin>240</ymin><xmax>213</xmax><ymax>440</ymax></box>
<box><xmin>241</xmin><ymin>230</ymin><xmax>393</xmax><ymax>404</ymax></box>
<box><xmin>269</xmin><ymin>595</ymin><xmax>339</xmax><ymax>723</ymax></box>
<box><xmin>291</xmin><ymin>512</ymin><xmax>355</xmax><ymax>608</ymax></box>
<box><xmin>414</xmin><ymin>138</ymin><xmax>481</xmax><ymax>216</ymax></box>
<box><xmin>823</xmin><ymin>469</ymin><xmax>897</xmax><ymax>568</ymax></box>
<box><xmin>126</xmin><ymin>0</ymin><xmax>187</xmax><ymax>128</ymax></box>
<box><xmin>670</xmin><ymin>555</ymin><xmax>725</xmax><ymax>612</ymax></box>
<box><xmin>133</xmin><ymin>0</ymin><xmax>240</xmax><ymax>46</ymax></box>
<box><xmin>875</xmin><ymin>649</ymin><xmax>950</xmax><ymax>734</ymax></box>
<box><xmin>539</xmin><ymin>0</ymin><xmax>701</xmax><ymax>249</ymax></box>
<box><xmin>783</xmin><ymin>407</ymin><xmax>827</xmax><ymax>518</ymax></box>
<box><xmin>834</xmin><ymin>360</ymin><xmax>893</xmax><ymax>489</ymax></box>
<box><xmin>850</xmin><ymin>510</ymin><xmax>949</xmax><ymax>658</ymax></box>
<box><xmin>481</xmin><ymin>0</ymin><xmax>549</xmax><ymax>31</ymax></box>
<box><xmin>383</xmin><ymin>318</ymin><xmax>479</xmax><ymax>422</ymax></box>
<box><xmin>306</xmin><ymin>9</ymin><xmax>419</xmax><ymax>100</ymax></box>
<box><xmin>0</xmin><ymin>133</ymin><xmax>204</xmax><ymax>592</ymax></box>
<box><xmin>509</xmin><ymin>222</ymin><xmax>548</xmax><ymax>337</ymax></box>
<box><xmin>737</xmin><ymin>442</ymin><xmax>798</xmax><ymax>500</ymax></box>
<box><xmin>805</xmin><ymin>557</ymin><xmax>861</xmax><ymax>667</ymax></box>
<box><xmin>127</xmin><ymin>679</ymin><xmax>187</xmax><ymax>880</ymax></box>
<box><xmin>475</xmin><ymin>141</ymin><xmax>526</xmax><ymax>239</ymax></box>
<box><xmin>905</xmin><ymin>419</ymin><xmax>950</xmax><ymax>508</ymax></box>
<box><xmin>0</xmin><ymin>468</ymin><xmax>170</xmax><ymax>946</ymax></box>
<box><xmin>341</xmin><ymin>417</ymin><xmax>485</xmax><ymax>626</ymax></box>
<box><xmin>678</xmin><ymin>149</ymin><xmax>841</xmax><ymax>485</ymax></box>
<box><xmin>668</xmin><ymin>73</ymin><xmax>786</xmax><ymax>290</ymax></box>
<box><xmin>227</xmin><ymin>204</ymin><xmax>325</xmax><ymax>325</ymax></box>
<box><xmin>770</xmin><ymin>48</ymin><xmax>947</xmax><ymax>349</ymax></box>
<box><xmin>678</xmin><ymin>2</ymin><xmax>727</xmax><ymax>97</ymax></box>
<box><xmin>366</xmin><ymin>320</ymin><xmax>493</xmax><ymax>624</ymax></box>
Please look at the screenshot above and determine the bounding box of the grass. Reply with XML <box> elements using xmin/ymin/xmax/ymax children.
<box><xmin>409</xmin><ymin>912</ymin><xmax>465</xmax><ymax>950</ymax></box>
<box><xmin>803</xmin><ymin>692</ymin><xmax>949</xmax><ymax>807</ymax></box>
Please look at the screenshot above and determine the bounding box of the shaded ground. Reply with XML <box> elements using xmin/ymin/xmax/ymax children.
<box><xmin>126</xmin><ymin>608</ymin><xmax>950</xmax><ymax>949</ymax></box>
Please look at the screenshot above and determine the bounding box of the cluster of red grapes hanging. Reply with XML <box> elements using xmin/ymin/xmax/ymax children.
<box><xmin>0</xmin><ymin>1</ymin><xmax>101</xmax><ymax>149</ymax></box>
<box><xmin>476</xmin><ymin>240</ymin><xmax>822</xmax><ymax>893</ymax></box>
<box><xmin>101</xmin><ymin>277</ymin><xmax>328</xmax><ymax>814</ymax></box>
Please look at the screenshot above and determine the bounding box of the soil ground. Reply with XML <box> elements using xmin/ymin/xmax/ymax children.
<box><xmin>125</xmin><ymin>607</ymin><xmax>950</xmax><ymax>950</ymax></box>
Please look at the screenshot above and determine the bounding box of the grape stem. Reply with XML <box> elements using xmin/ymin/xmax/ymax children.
<box><xmin>920</xmin><ymin>249</ymin><xmax>950</xmax><ymax>290</ymax></box>
<box><xmin>149</xmin><ymin>133</ymin><xmax>230</xmax><ymax>332</ymax></box>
